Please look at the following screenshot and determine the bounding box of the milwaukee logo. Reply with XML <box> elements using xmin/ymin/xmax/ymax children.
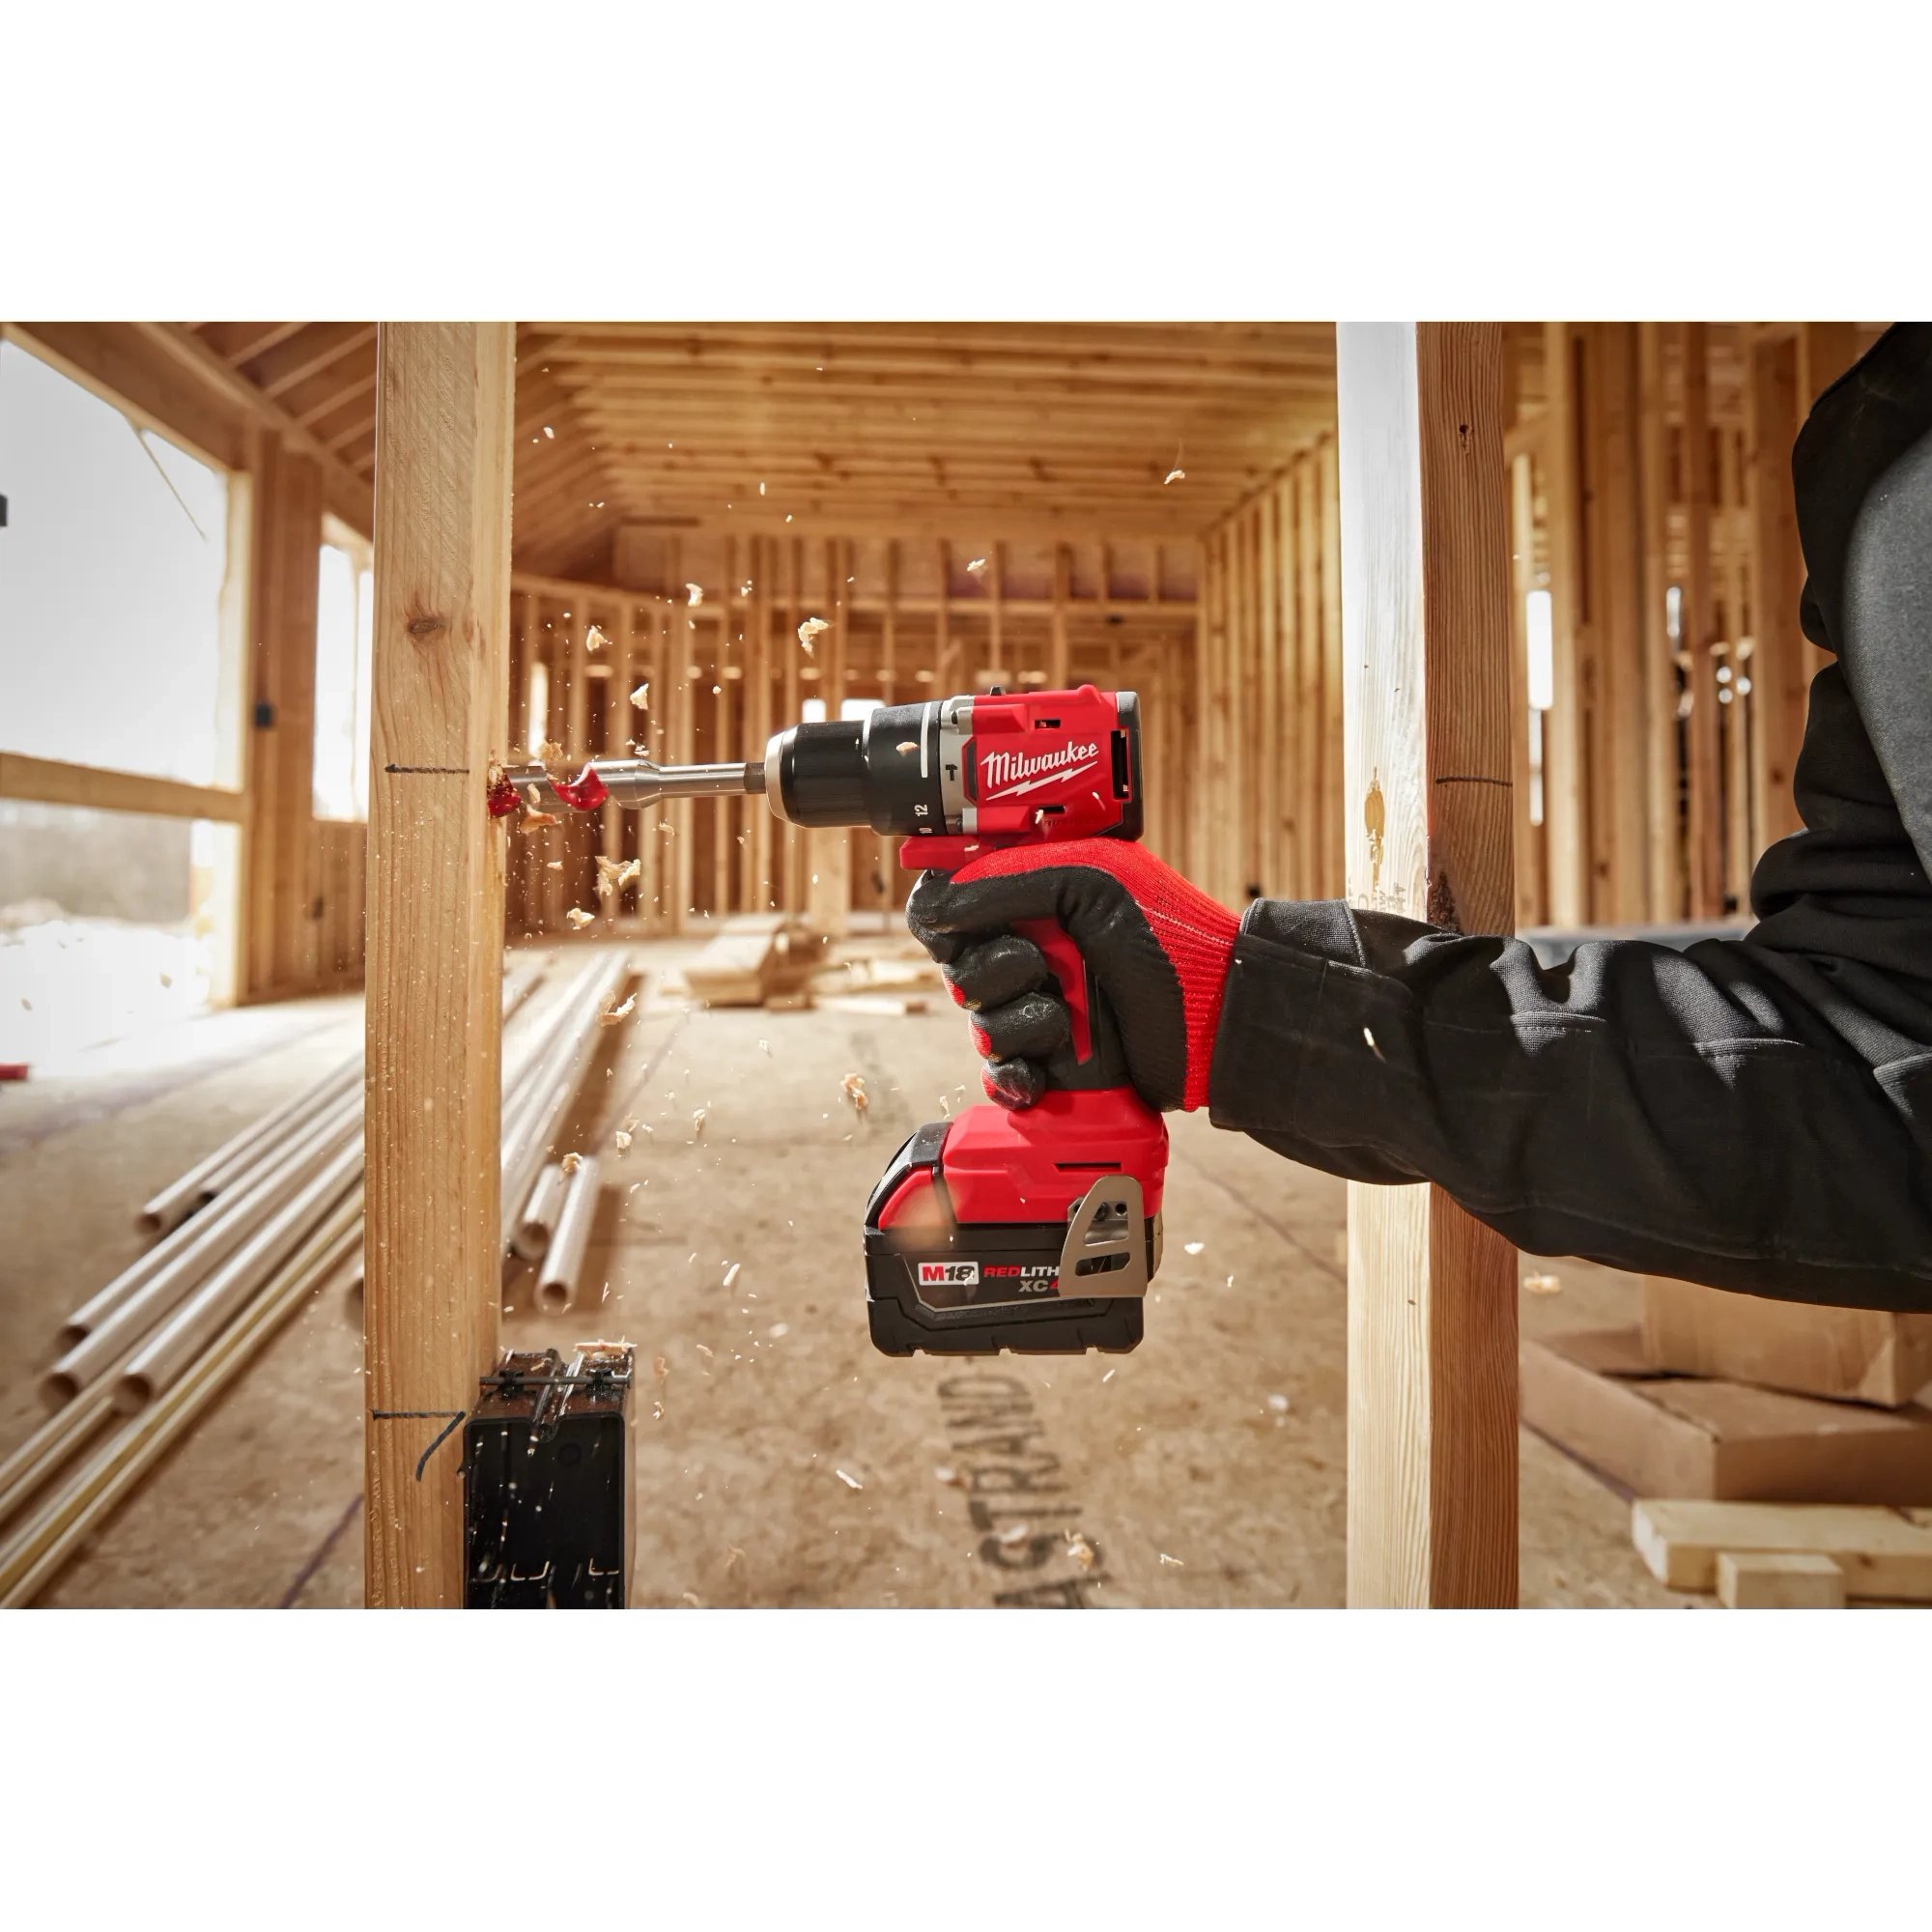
<box><xmin>980</xmin><ymin>740</ymin><xmax>1100</xmax><ymax>800</ymax></box>
<box><xmin>920</xmin><ymin>1261</ymin><xmax>980</xmax><ymax>1286</ymax></box>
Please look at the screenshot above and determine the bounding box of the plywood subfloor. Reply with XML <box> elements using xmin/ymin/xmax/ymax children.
<box><xmin>0</xmin><ymin>939</ymin><xmax>1686</xmax><ymax>1607</ymax></box>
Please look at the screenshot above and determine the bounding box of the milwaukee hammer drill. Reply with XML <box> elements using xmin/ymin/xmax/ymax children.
<box><xmin>497</xmin><ymin>684</ymin><xmax>1164</xmax><ymax>1356</ymax></box>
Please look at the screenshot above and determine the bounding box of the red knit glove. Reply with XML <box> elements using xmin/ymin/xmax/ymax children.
<box><xmin>904</xmin><ymin>838</ymin><xmax>1238</xmax><ymax>1113</ymax></box>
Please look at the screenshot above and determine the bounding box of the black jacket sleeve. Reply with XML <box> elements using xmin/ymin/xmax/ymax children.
<box><xmin>1208</xmin><ymin>323</ymin><xmax>1932</xmax><ymax>1314</ymax></box>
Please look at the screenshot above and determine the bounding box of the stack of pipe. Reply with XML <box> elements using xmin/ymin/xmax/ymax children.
<box><xmin>0</xmin><ymin>950</ymin><xmax>634</xmax><ymax>1605</ymax></box>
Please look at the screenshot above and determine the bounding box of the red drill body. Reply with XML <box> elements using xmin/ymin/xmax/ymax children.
<box><xmin>505</xmin><ymin>685</ymin><xmax>1164</xmax><ymax>1355</ymax></box>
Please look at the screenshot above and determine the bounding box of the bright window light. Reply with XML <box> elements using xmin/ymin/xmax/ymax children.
<box><xmin>312</xmin><ymin>530</ymin><xmax>374</xmax><ymax>820</ymax></box>
<box><xmin>526</xmin><ymin>660</ymin><xmax>551</xmax><ymax>751</ymax></box>
<box><xmin>1525</xmin><ymin>588</ymin><xmax>1554</xmax><ymax>713</ymax></box>
<box><xmin>0</xmin><ymin>340</ymin><xmax>232</xmax><ymax>784</ymax></box>
<box><xmin>801</xmin><ymin>697</ymin><xmax>828</xmax><ymax>724</ymax></box>
<box><xmin>840</xmin><ymin>697</ymin><xmax>880</xmax><ymax>724</ymax></box>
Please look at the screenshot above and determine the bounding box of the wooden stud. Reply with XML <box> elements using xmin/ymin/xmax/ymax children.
<box><xmin>1295</xmin><ymin>458</ymin><xmax>1324</xmax><ymax>900</ymax></box>
<box><xmin>1336</xmin><ymin>322</ymin><xmax>1518</xmax><ymax>1608</ymax></box>
<box><xmin>1050</xmin><ymin>544</ymin><xmax>1070</xmax><ymax>690</ymax></box>
<box><xmin>1507</xmin><ymin>450</ymin><xmax>1542</xmax><ymax>928</ymax></box>
<box><xmin>364</xmin><ymin>321</ymin><xmax>513</xmax><ymax>1608</ymax></box>
<box><xmin>1747</xmin><ymin>332</ymin><xmax>1805</xmax><ymax>853</ymax></box>
<box><xmin>1318</xmin><ymin>435</ymin><xmax>1345</xmax><ymax>898</ymax></box>
<box><xmin>1636</xmin><ymin>323</ymin><xmax>1681</xmax><ymax>922</ymax></box>
<box><xmin>1681</xmin><ymin>323</ymin><xmax>1722</xmax><ymax>920</ymax></box>
<box><xmin>749</xmin><ymin>538</ymin><xmax>774</xmax><ymax>911</ymax></box>
<box><xmin>1258</xmin><ymin>484</ymin><xmax>1282</xmax><ymax>896</ymax></box>
<box><xmin>1540</xmin><ymin>323</ymin><xmax>1588</xmax><ymax>926</ymax></box>
<box><xmin>1719</xmin><ymin>412</ymin><xmax>1754</xmax><ymax>901</ymax></box>
<box><xmin>1591</xmin><ymin>325</ymin><xmax>1650</xmax><ymax>924</ymax></box>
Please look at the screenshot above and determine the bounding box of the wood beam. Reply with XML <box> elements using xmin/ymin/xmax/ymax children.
<box><xmin>0</xmin><ymin>753</ymin><xmax>244</xmax><ymax>823</ymax></box>
<box><xmin>128</xmin><ymin>322</ymin><xmax>374</xmax><ymax>535</ymax></box>
<box><xmin>364</xmin><ymin>323</ymin><xmax>514</xmax><ymax>1608</ymax></box>
<box><xmin>1747</xmin><ymin>331</ymin><xmax>1806</xmax><ymax>853</ymax></box>
<box><xmin>1336</xmin><ymin>322</ymin><xmax>1518</xmax><ymax>1609</ymax></box>
<box><xmin>1541</xmin><ymin>323</ymin><xmax>1588</xmax><ymax>925</ymax></box>
<box><xmin>1681</xmin><ymin>323</ymin><xmax>1723</xmax><ymax>920</ymax></box>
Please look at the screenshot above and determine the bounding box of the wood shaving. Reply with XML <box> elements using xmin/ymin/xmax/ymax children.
<box><xmin>840</xmin><ymin>1071</ymin><xmax>868</xmax><ymax>1113</ymax></box>
<box><xmin>766</xmin><ymin>1321</ymin><xmax>788</xmax><ymax>1340</ymax></box>
<box><xmin>682</xmin><ymin>1591</ymin><xmax>702</xmax><ymax>1607</ymax></box>
<box><xmin>630</xmin><ymin>682</ymin><xmax>650</xmax><ymax>709</ymax></box>
<box><xmin>566</xmin><ymin>907</ymin><xmax>595</xmax><ymax>928</ymax></box>
<box><xmin>1165</xmin><ymin>467</ymin><xmax>1185</xmax><ymax>485</ymax></box>
<box><xmin>692</xmin><ymin>1108</ymin><xmax>707</xmax><ymax>1140</ymax></box>
<box><xmin>695</xmin><ymin>1343</ymin><xmax>715</xmax><ymax>1360</ymax></box>
<box><xmin>1523</xmin><ymin>1272</ymin><xmax>1564</xmax><ymax>1295</ymax></box>
<box><xmin>585</xmin><ymin>623</ymin><xmax>611</xmax><ymax>652</ymax></box>
<box><xmin>546</xmin><ymin>860</ymin><xmax>562</xmax><ymax>870</ymax></box>
<box><xmin>619</xmin><ymin>858</ymin><xmax>641</xmax><ymax>887</ymax></box>
<box><xmin>613</xmin><ymin>1130</ymin><xmax>632</xmax><ymax>1152</ymax></box>
<box><xmin>1066</xmin><ymin>1532</ymin><xmax>1097</xmax><ymax>1571</ymax></box>
<box><xmin>724</xmin><ymin>1546</ymin><xmax>744</xmax><ymax>1571</ymax></box>
<box><xmin>522</xmin><ymin>810</ymin><xmax>562</xmax><ymax>830</ymax></box>
<box><xmin>1267</xmin><ymin>1392</ymin><xmax>1291</xmax><ymax>1413</ymax></box>
<box><xmin>965</xmin><ymin>556</ymin><xmax>989</xmax><ymax>577</ymax></box>
<box><xmin>934</xmin><ymin>1464</ymin><xmax>963</xmax><ymax>1487</ymax></box>
<box><xmin>561</xmin><ymin>1151</ymin><xmax>582</xmax><ymax>1176</ymax></box>
<box><xmin>797</xmin><ymin>617</ymin><xmax>829</xmax><ymax>654</ymax></box>
<box><xmin>686</xmin><ymin>582</ymin><xmax>704</xmax><ymax>607</ymax></box>
<box><xmin>1159</xmin><ymin>1552</ymin><xmax>1184</xmax><ymax>1567</ymax></box>
<box><xmin>654</xmin><ymin>1354</ymin><xmax>668</xmax><ymax>1380</ymax></box>
<box><xmin>1183</xmin><ymin>1240</ymin><xmax>1205</xmax><ymax>1256</ymax></box>
<box><xmin>539</xmin><ymin>740</ymin><xmax>566</xmax><ymax>763</ymax></box>
<box><xmin>996</xmin><ymin>1522</ymin><xmax>1030</xmax><ymax>1547</ymax></box>
<box><xmin>601</xmin><ymin>993</ymin><xmax>637</xmax><ymax>1025</ymax></box>
<box><xmin>722</xmin><ymin>1262</ymin><xmax>741</xmax><ymax>1291</ymax></box>
<box><xmin>835</xmin><ymin>1468</ymin><xmax>864</xmax><ymax>1491</ymax></box>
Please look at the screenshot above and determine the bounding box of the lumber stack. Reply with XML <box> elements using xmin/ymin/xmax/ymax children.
<box><xmin>1632</xmin><ymin>1499</ymin><xmax>1932</xmax><ymax>1606</ymax></box>
<box><xmin>1520</xmin><ymin>1328</ymin><xmax>1932</xmax><ymax>1505</ymax></box>
<box><xmin>1522</xmin><ymin>1276</ymin><xmax>1932</xmax><ymax>1605</ymax></box>
<box><xmin>681</xmin><ymin>914</ymin><xmax>828</xmax><ymax>1008</ymax></box>
<box><xmin>1639</xmin><ymin>1275</ymin><xmax>1932</xmax><ymax>1408</ymax></box>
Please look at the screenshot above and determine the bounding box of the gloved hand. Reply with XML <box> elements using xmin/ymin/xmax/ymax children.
<box><xmin>905</xmin><ymin>838</ymin><xmax>1240</xmax><ymax>1114</ymax></box>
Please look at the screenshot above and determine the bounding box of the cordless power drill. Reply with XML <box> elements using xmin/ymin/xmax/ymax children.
<box><xmin>497</xmin><ymin>684</ymin><xmax>1164</xmax><ymax>1357</ymax></box>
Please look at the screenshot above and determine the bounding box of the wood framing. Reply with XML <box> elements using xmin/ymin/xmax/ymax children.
<box><xmin>1336</xmin><ymin>322</ymin><xmax>1518</xmax><ymax>1608</ymax></box>
<box><xmin>0</xmin><ymin>753</ymin><xmax>243</xmax><ymax>824</ymax></box>
<box><xmin>363</xmin><ymin>323</ymin><xmax>515</xmax><ymax>1609</ymax></box>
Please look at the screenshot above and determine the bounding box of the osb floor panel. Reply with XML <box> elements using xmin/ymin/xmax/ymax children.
<box><xmin>0</xmin><ymin>938</ymin><xmax>1689</xmax><ymax>1608</ymax></box>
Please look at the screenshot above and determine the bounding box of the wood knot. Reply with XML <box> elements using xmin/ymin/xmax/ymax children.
<box><xmin>408</xmin><ymin>614</ymin><xmax>449</xmax><ymax>639</ymax></box>
<box><xmin>1426</xmin><ymin>868</ymin><xmax>1460</xmax><ymax>931</ymax></box>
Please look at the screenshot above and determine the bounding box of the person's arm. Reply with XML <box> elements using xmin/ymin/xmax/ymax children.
<box><xmin>909</xmin><ymin>844</ymin><xmax>1932</xmax><ymax>1313</ymax></box>
<box><xmin>1209</xmin><ymin>897</ymin><xmax>1932</xmax><ymax>1309</ymax></box>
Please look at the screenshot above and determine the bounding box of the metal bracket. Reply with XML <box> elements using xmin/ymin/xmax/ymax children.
<box><xmin>1056</xmin><ymin>1175</ymin><xmax>1149</xmax><ymax>1299</ymax></box>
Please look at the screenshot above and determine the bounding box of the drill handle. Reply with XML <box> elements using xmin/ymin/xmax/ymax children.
<box><xmin>1009</xmin><ymin>917</ymin><xmax>1136</xmax><ymax>1095</ymax></box>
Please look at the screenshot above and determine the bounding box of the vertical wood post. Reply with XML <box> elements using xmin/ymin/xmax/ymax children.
<box><xmin>1636</xmin><ymin>324</ymin><xmax>1681</xmax><ymax>921</ymax></box>
<box><xmin>1681</xmin><ymin>323</ymin><xmax>1722</xmax><ymax>920</ymax></box>
<box><xmin>1540</xmin><ymin>323</ymin><xmax>1588</xmax><ymax>925</ymax></box>
<box><xmin>1336</xmin><ymin>322</ymin><xmax>1519</xmax><ymax>1609</ymax></box>
<box><xmin>1747</xmin><ymin>333</ymin><xmax>1805</xmax><ymax>852</ymax></box>
<box><xmin>364</xmin><ymin>322</ymin><xmax>514</xmax><ymax>1608</ymax></box>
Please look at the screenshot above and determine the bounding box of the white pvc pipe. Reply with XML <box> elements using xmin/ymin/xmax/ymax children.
<box><xmin>537</xmin><ymin>1156</ymin><xmax>602</xmax><ymax>1312</ymax></box>
<box><xmin>190</xmin><ymin>1056</ymin><xmax>363</xmax><ymax>1206</ymax></box>
<box><xmin>114</xmin><ymin>1144</ymin><xmax>365</xmax><ymax>1415</ymax></box>
<box><xmin>135</xmin><ymin>1053</ymin><xmax>360</xmax><ymax>1233</ymax></box>
<box><xmin>498</xmin><ymin>955</ymin><xmax>630</xmax><ymax>1251</ymax></box>
<box><xmin>516</xmin><ymin>1163</ymin><xmax>567</xmax><ymax>1262</ymax></box>
<box><xmin>45</xmin><ymin>1091</ymin><xmax>362</xmax><ymax>1404</ymax></box>
<box><xmin>67</xmin><ymin>1086</ymin><xmax>365</xmax><ymax>1348</ymax></box>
